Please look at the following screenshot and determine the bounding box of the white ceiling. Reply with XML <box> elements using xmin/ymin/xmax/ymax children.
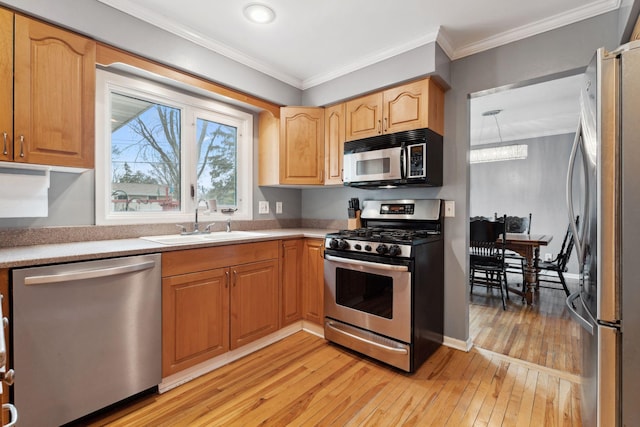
<box><xmin>98</xmin><ymin>0</ymin><xmax>620</xmax><ymax>90</ymax></box>
<box><xmin>470</xmin><ymin>74</ymin><xmax>584</xmax><ymax>146</ymax></box>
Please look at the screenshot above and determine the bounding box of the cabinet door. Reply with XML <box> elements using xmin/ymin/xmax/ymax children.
<box><xmin>302</xmin><ymin>239</ymin><xmax>325</xmax><ymax>325</ymax></box>
<box><xmin>279</xmin><ymin>107</ymin><xmax>324</xmax><ymax>185</ymax></box>
<box><xmin>162</xmin><ymin>268</ymin><xmax>230</xmax><ymax>377</ymax></box>
<box><xmin>383</xmin><ymin>78</ymin><xmax>445</xmax><ymax>136</ymax></box>
<box><xmin>345</xmin><ymin>92</ymin><xmax>383</xmax><ymax>141</ymax></box>
<box><xmin>324</xmin><ymin>103</ymin><xmax>345</xmax><ymax>185</ymax></box>
<box><xmin>14</xmin><ymin>15</ymin><xmax>95</xmax><ymax>168</ymax></box>
<box><xmin>281</xmin><ymin>239</ymin><xmax>303</xmax><ymax>326</ymax></box>
<box><xmin>230</xmin><ymin>259</ymin><xmax>279</xmax><ymax>349</ymax></box>
<box><xmin>0</xmin><ymin>8</ymin><xmax>12</xmax><ymax>162</ymax></box>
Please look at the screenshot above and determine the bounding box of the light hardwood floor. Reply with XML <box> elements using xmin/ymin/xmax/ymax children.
<box><xmin>469</xmin><ymin>275</ymin><xmax>582</xmax><ymax>375</ymax></box>
<box><xmin>83</xmin><ymin>328</ymin><xmax>581</xmax><ymax>427</ymax></box>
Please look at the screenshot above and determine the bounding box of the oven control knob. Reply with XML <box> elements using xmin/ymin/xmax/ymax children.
<box><xmin>376</xmin><ymin>244</ymin><xmax>388</xmax><ymax>255</ymax></box>
<box><xmin>364</xmin><ymin>245</ymin><xmax>372</xmax><ymax>251</ymax></box>
<box><xmin>337</xmin><ymin>239</ymin><xmax>350</xmax><ymax>250</ymax></box>
<box><xmin>354</xmin><ymin>244</ymin><xmax>362</xmax><ymax>250</ymax></box>
<box><xmin>329</xmin><ymin>238</ymin><xmax>339</xmax><ymax>249</ymax></box>
<box><xmin>389</xmin><ymin>244</ymin><xmax>401</xmax><ymax>256</ymax></box>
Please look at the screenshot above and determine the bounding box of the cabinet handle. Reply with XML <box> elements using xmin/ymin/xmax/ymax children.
<box><xmin>377</xmin><ymin>119</ymin><xmax>382</xmax><ymax>134</ymax></box>
<box><xmin>232</xmin><ymin>270</ymin><xmax>237</xmax><ymax>287</ymax></box>
<box><xmin>2</xmin><ymin>132</ymin><xmax>7</xmax><ymax>155</ymax></box>
<box><xmin>225</xmin><ymin>271</ymin><xmax>229</xmax><ymax>288</ymax></box>
<box><xmin>19</xmin><ymin>135</ymin><xmax>25</xmax><ymax>157</ymax></box>
<box><xmin>384</xmin><ymin>117</ymin><xmax>388</xmax><ymax>132</ymax></box>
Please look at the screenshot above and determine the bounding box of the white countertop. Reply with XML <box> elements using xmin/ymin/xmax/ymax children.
<box><xmin>0</xmin><ymin>228</ymin><xmax>332</xmax><ymax>268</ymax></box>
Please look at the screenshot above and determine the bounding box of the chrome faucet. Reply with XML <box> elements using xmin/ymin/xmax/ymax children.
<box><xmin>226</xmin><ymin>217</ymin><xmax>231</xmax><ymax>233</ymax></box>
<box><xmin>177</xmin><ymin>208</ymin><xmax>213</xmax><ymax>235</ymax></box>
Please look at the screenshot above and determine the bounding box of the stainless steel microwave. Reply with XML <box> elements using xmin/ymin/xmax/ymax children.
<box><xmin>343</xmin><ymin>128</ymin><xmax>442</xmax><ymax>188</ymax></box>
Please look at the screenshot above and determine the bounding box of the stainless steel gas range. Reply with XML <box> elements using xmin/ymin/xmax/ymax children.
<box><xmin>323</xmin><ymin>199</ymin><xmax>444</xmax><ymax>372</ymax></box>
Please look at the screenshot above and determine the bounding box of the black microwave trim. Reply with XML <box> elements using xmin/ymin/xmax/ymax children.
<box><xmin>344</xmin><ymin>128</ymin><xmax>443</xmax><ymax>188</ymax></box>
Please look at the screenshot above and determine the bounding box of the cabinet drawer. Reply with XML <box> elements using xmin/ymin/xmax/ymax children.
<box><xmin>162</xmin><ymin>241</ymin><xmax>279</xmax><ymax>277</ymax></box>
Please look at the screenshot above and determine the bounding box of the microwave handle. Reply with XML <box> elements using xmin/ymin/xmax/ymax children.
<box><xmin>400</xmin><ymin>146</ymin><xmax>407</xmax><ymax>179</ymax></box>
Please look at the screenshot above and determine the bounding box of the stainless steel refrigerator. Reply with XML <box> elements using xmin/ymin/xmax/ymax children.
<box><xmin>566</xmin><ymin>40</ymin><xmax>640</xmax><ymax>427</ymax></box>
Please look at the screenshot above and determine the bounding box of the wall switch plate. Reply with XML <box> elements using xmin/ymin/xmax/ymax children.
<box><xmin>258</xmin><ymin>201</ymin><xmax>269</xmax><ymax>214</ymax></box>
<box><xmin>276</xmin><ymin>201</ymin><xmax>283</xmax><ymax>214</ymax></box>
<box><xmin>444</xmin><ymin>200</ymin><xmax>455</xmax><ymax>217</ymax></box>
<box><xmin>545</xmin><ymin>253</ymin><xmax>553</xmax><ymax>261</ymax></box>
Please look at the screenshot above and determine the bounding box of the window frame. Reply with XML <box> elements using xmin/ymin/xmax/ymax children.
<box><xmin>95</xmin><ymin>69</ymin><xmax>253</xmax><ymax>225</ymax></box>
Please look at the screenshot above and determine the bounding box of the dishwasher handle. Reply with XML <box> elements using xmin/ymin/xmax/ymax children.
<box><xmin>23</xmin><ymin>260</ymin><xmax>157</xmax><ymax>286</ymax></box>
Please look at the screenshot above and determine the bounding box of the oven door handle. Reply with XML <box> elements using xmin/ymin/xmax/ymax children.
<box><xmin>325</xmin><ymin>254</ymin><xmax>409</xmax><ymax>272</ymax></box>
<box><xmin>326</xmin><ymin>321</ymin><xmax>409</xmax><ymax>355</ymax></box>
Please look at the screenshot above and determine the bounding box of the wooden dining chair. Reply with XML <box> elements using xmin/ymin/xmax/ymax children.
<box><xmin>470</xmin><ymin>216</ymin><xmax>508</xmax><ymax>310</ymax></box>
<box><xmin>536</xmin><ymin>216</ymin><xmax>579</xmax><ymax>296</ymax></box>
<box><xmin>501</xmin><ymin>213</ymin><xmax>532</xmax><ymax>282</ymax></box>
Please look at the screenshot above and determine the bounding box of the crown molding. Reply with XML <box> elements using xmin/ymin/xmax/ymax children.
<box><xmin>451</xmin><ymin>0</ymin><xmax>621</xmax><ymax>59</ymax></box>
<box><xmin>98</xmin><ymin>0</ymin><xmax>620</xmax><ymax>89</ymax></box>
<box><xmin>301</xmin><ymin>31</ymin><xmax>439</xmax><ymax>90</ymax></box>
<box><xmin>97</xmin><ymin>0</ymin><xmax>304</xmax><ymax>88</ymax></box>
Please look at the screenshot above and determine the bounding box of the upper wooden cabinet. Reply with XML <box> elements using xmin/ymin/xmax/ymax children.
<box><xmin>345</xmin><ymin>77</ymin><xmax>445</xmax><ymax>141</ymax></box>
<box><xmin>279</xmin><ymin>107</ymin><xmax>325</xmax><ymax>185</ymax></box>
<box><xmin>0</xmin><ymin>9</ymin><xmax>12</xmax><ymax>162</ymax></box>
<box><xmin>1</xmin><ymin>12</ymin><xmax>95</xmax><ymax>168</ymax></box>
<box><xmin>324</xmin><ymin>103</ymin><xmax>345</xmax><ymax>185</ymax></box>
<box><xmin>259</xmin><ymin>106</ymin><xmax>344</xmax><ymax>187</ymax></box>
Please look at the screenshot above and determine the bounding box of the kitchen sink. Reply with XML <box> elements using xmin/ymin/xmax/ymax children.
<box><xmin>140</xmin><ymin>231</ymin><xmax>268</xmax><ymax>245</ymax></box>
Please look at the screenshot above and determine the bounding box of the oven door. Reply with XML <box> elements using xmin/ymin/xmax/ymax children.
<box><xmin>324</xmin><ymin>253</ymin><xmax>412</xmax><ymax>343</ymax></box>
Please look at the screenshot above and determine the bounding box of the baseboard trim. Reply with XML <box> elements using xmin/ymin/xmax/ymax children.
<box><xmin>443</xmin><ymin>335</ymin><xmax>473</xmax><ymax>352</ymax></box>
<box><xmin>160</xmin><ymin>323</ymin><xmax>474</xmax><ymax>392</ymax></box>
<box><xmin>159</xmin><ymin>322</ymin><xmax>304</xmax><ymax>393</ymax></box>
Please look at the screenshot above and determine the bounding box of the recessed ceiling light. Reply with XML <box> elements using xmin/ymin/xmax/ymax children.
<box><xmin>243</xmin><ymin>3</ymin><xmax>276</xmax><ymax>24</ymax></box>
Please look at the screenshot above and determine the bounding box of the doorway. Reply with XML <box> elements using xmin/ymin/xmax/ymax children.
<box><xmin>468</xmin><ymin>74</ymin><xmax>583</xmax><ymax>375</ymax></box>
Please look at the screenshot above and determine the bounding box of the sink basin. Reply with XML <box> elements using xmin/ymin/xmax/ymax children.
<box><xmin>140</xmin><ymin>231</ymin><xmax>267</xmax><ymax>245</ymax></box>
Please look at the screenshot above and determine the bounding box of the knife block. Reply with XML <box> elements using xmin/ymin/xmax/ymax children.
<box><xmin>347</xmin><ymin>210</ymin><xmax>361</xmax><ymax>230</ymax></box>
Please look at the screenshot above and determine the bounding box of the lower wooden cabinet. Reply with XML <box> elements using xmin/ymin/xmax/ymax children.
<box><xmin>161</xmin><ymin>241</ymin><xmax>279</xmax><ymax>377</ymax></box>
<box><xmin>302</xmin><ymin>238</ymin><xmax>325</xmax><ymax>325</ymax></box>
<box><xmin>230</xmin><ymin>259</ymin><xmax>279</xmax><ymax>350</ymax></box>
<box><xmin>161</xmin><ymin>238</ymin><xmax>326</xmax><ymax>377</ymax></box>
<box><xmin>281</xmin><ymin>239</ymin><xmax>303</xmax><ymax>326</ymax></box>
<box><xmin>162</xmin><ymin>268</ymin><xmax>229</xmax><ymax>376</ymax></box>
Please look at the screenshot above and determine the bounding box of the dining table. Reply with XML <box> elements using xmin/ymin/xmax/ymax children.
<box><xmin>498</xmin><ymin>233</ymin><xmax>553</xmax><ymax>305</ymax></box>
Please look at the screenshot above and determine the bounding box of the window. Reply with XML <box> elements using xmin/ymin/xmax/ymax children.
<box><xmin>96</xmin><ymin>69</ymin><xmax>253</xmax><ymax>225</ymax></box>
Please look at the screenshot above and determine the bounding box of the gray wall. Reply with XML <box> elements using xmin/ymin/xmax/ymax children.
<box><xmin>303</xmin><ymin>11</ymin><xmax>620</xmax><ymax>345</ymax></box>
<box><xmin>2</xmin><ymin>0</ymin><xmax>637</xmax><ymax>345</ymax></box>
<box><xmin>443</xmin><ymin>12</ymin><xmax>620</xmax><ymax>343</ymax></box>
<box><xmin>0</xmin><ymin>0</ymin><xmax>301</xmax><ymax>106</ymax></box>
<box><xmin>302</xmin><ymin>42</ymin><xmax>450</xmax><ymax>106</ymax></box>
<box><xmin>0</xmin><ymin>115</ymin><xmax>302</xmax><ymax>228</ymax></box>
<box><xmin>469</xmin><ymin>134</ymin><xmax>579</xmax><ymax>274</ymax></box>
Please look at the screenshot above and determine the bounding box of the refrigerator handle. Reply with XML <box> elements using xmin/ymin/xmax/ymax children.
<box><xmin>566</xmin><ymin>119</ymin><xmax>588</xmax><ymax>264</ymax></box>
<box><xmin>566</xmin><ymin>291</ymin><xmax>594</xmax><ymax>335</ymax></box>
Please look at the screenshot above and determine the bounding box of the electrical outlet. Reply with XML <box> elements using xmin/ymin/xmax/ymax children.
<box><xmin>276</xmin><ymin>201</ymin><xmax>283</xmax><ymax>214</ymax></box>
<box><xmin>544</xmin><ymin>253</ymin><xmax>553</xmax><ymax>261</ymax></box>
<box><xmin>258</xmin><ymin>201</ymin><xmax>269</xmax><ymax>214</ymax></box>
<box><xmin>444</xmin><ymin>200</ymin><xmax>455</xmax><ymax>217</ymax></box>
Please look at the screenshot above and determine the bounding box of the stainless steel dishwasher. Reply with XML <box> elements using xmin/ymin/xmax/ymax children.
<box><xmin>12</xmin><ymin>253</ymin><xmax>161</xmax><ymax>427</ymax></box>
